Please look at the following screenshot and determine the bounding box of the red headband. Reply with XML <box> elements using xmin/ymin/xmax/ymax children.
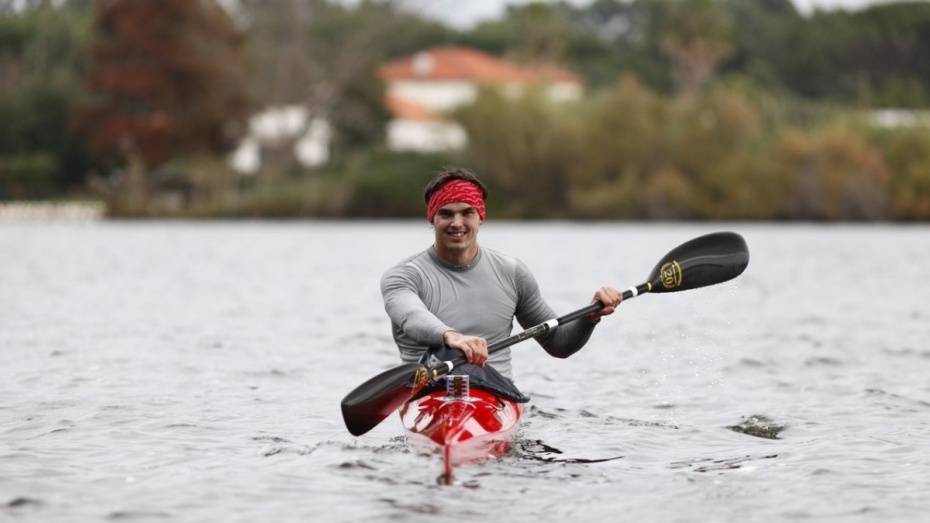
<box><xmin>426</xmin><ymin>180</ymin><xmax>486</xmax><ymax>223</ymax></box>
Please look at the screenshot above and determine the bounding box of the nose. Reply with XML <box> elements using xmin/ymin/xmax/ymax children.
<box><xmin>450</xmin><ymin>212</ymin><xmax>464</xmax><ymax>227</ymax></box>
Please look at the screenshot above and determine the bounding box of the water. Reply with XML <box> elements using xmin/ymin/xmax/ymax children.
<box><xmin>2</xmin><ymin>221</ymin><xmax>928</xmax><ymax>522</ymax></box>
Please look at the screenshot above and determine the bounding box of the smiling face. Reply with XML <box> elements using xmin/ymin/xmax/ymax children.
<box><xmin>432</xmin><ymin>201</ymin><xmax>482</xmax><ymax>264</ymax></box>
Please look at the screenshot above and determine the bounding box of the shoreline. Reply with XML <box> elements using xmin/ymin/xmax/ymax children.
<box><xmin>0</xmin><ymin>201</ymin><xmax>107</xmax><ymax>223</ymax></box>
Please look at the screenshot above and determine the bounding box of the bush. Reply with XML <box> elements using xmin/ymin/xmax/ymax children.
<box><xmin>339</xmin><ymin>150</ymin><xmax>456</xmax><ymax>218</ymax></box>
<box><xmin>0</xmin><ymin>153</ymin><xmax>57</xmax><ymax>199</ymax></box>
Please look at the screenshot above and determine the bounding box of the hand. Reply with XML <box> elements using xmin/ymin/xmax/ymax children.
<box><xmin>443</xmin><ymin>331</ymin><xmax>488</xmax><ymax>367</ymax></box>
<box><xmin>587</xmin><ymin>286</ymin><xmax>622</xmax><ymax>323</ymax></box>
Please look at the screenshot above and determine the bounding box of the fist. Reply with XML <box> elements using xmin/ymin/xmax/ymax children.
<box><xmin>443</xmin><ymin>331</ymin><xmax>488</xmax><ymax>367</ymax></box>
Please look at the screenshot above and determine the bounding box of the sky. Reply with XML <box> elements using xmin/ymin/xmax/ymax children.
<box><xmin>405</xmin><ymin>0</ymin><xmax>902</xmax><ymax>29</ymax></box>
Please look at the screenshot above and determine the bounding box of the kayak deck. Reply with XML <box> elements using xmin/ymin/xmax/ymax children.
<box><xmin>399</xmin><ymin>387</ymin><xmax>522</xmax><ymax>483</ymax></box>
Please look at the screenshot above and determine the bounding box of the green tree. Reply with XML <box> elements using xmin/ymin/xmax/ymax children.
<box><xmin>871</xmin><ymin>126</ymin><xmax>930</xmax><ymax>219</ymax></box>
<box><xmin>455</xmin><ymin>87</ymin><xmax>581</xmax><ymax>217</ymax></box>
<box><xmin>656</xmin><ymin>0</ymin><xmax>734</xmax><ymax>97</ymax></box>
<box><xmin>776</xmin><ymin>125</ymin><xmax>889</xmax><ymax>219</ymax></box>
<box><xmin>0</xmin><ymin>2</ymin><xmax>92</xmax><ymax>199</ymax></box>
<box><xmin>567</xmin><ymin>74</ymin><xmax>667</xmax><ymax>218</ymax></box>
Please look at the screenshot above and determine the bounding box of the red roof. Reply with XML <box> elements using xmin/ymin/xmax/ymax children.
<box><xmin>379</xmin><ymin>46</ymin><xmax>582</xmax><ymax>85</ymax></box>
<box><xmin>384</xmin><ymin>96</ymin><xmax>439</xmax><ymax>121</ymax></box>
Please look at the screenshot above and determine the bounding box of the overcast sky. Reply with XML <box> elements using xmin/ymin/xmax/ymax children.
<box><xmin>405</xmin><ymin>0</ymin><xmax>902</xmax><ymax>29</ymax></box>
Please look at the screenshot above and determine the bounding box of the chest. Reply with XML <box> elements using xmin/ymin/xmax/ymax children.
<box><xmin>421</xmin><ymin>266</ymin><xmax>517</xmax><ymax>335</ymax></box>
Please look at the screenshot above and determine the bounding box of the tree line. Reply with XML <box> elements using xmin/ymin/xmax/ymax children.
<box><xmin>1</xmin><ymin>0</ymin><xmax>929</xmax><ymax>219</ymax></box>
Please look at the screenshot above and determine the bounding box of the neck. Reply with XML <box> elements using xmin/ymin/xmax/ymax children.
<box><xmin>434</xmin><ymin>243</ymin><xmax>479</xmax><ymax>266</ymax></box>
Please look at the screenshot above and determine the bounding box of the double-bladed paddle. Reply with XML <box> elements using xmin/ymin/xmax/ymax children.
<box><xmin>341</xmin><ymin>231</ymin><xmax>750</xmax><ymax>436</ymax></box>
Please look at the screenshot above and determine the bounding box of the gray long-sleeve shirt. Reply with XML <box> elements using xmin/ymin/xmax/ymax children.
<box><xmin>380</xmin><ymin>246</ymin><xmax>596</xmax><ymax>379</ymax></box>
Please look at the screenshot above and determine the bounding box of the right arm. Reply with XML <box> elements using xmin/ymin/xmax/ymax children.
<box><xmin>381</xmin><ymin>263</ymin><xmax>450</xmax><ymax>348</ymax></box>
<box><xmin>381</xmin><ymin>263</ymin><xmax>488</xmax><ymax>365</ymax></box>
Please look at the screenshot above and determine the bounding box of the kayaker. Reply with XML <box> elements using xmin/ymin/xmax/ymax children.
<box><xmin>381</xmin><ymin>167</ymin><xmax>621</xmax><ymax>383</ymax></box>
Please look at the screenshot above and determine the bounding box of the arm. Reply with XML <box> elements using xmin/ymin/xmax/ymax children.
<box><xmin>514</xmin><ymin>260</ymin><xmax>598</xmax><ymax>359</ymax></box>
<box><xmin>381</xmin><ymin>263</ymin><xmax>451</xmax><ymax>348</ymax></box>
<box><xmin>381</xmin><ymin>262</ymin><xmax>489</xmax><ymax>365</ymax></box>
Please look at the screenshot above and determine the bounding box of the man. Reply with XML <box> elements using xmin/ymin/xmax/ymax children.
<box><xmin>380</xmin><ymin>167</ymin><xmax>621</xmax><ymax>386</ymax></box>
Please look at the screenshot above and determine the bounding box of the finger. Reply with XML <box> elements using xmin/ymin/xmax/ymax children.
<box><xmin>472</xmin><ymin>349</ymin><xmax>486</xmax><ymax>367</ymax></box>
<box><xmin>598</xmin><ymin>287</ymin><xmax>621</xmax><ymax>307</ymax></box>
<box><xmin>605</xmin><ymin>291</ymin><xmax>620</xmax><ymax>307</ymax></box>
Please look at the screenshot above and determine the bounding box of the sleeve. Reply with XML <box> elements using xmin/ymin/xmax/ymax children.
<box><xmin>514</xmin><ymin>259</ymin><xmax>597</xmax><ymax>359</ymax></box>
<box><xmin>380</xmin><ymin>262</ymin><xmax>452</xmax><ymax>348</ymax></box>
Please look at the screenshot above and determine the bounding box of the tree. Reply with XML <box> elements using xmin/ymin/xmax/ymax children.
<box><xmin>239</xmin><ymin>0</ymin><xmax>449</xmax><ymax>170</ymax></box>
<box><xmin>656</xmin><ymin>0</ymin><xmax>734</xmax><ymax>97</ymax></box>
<box><xmin>0</xmin><ymin>1</ymin><xmax>92</xmax><ymax>199</ymax></box>
<box><xmin>455</xmin><ymin>87</ymin><xmax>580</xmax><ymax>217</ymax></box>
<box><xmin>79</xmin><ymin>0</ymin><xmax>251</xmax><ymax>214</ymax></box>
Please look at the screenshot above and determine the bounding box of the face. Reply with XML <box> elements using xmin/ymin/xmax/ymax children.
<box><xmin>432</xmin><ymin>201</ymin><xmax>482</xmax><ymax>254</ymax></box>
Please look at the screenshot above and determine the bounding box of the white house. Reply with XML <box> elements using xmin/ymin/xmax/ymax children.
<box><xmin>230</xmin><ymin>105</ymin><xmax>331</xmax><ymax>174</ymax></box>
<box><xmin>230</xmin><ymin>46</ymin><xmax>583</xmax><ymax>170</ymax></box>
<box><xmin>378</xmin><ymin>46</ymin><xmax>583</xmax><ymax>152</ymax></box>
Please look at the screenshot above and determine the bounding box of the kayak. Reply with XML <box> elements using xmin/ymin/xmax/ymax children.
<box><xmin>399</xmin><ymin>376</ymin><xmax>522</xmax><ymax>484</ymax></box>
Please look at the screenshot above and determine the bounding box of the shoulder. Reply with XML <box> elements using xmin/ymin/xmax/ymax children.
<box><xmin>480</xmin><ymin>246</ymin><xmax>522</xmax><ymax>273</ymax></box>
<box><xmin>481</xmin><ymin>247</ymin><xmax>539</xmax><ymax>295</ymax></box>
<box><xmin>483</xmin><ymin>246</ymin><xmax>536</xmax><ymax>278</ymax></box>
<box><xmin>381</xmin><ymin>249</ymin><xmax>433</xmax><ymax>285</ymax></box>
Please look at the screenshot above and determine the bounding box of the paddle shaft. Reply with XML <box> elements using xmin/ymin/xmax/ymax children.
<box><xmin>430</xmin><ymin>282</ymin><xmax>652</xmax><ymax>375</ymax></box>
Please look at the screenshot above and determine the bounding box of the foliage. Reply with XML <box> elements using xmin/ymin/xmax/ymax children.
<box><xmin>454</xmin><ymin>87</ymin><xmax>582</xmax><ymax>218</ymax></box>
<box><xmin>2</xmin><ymin>0</ymin><xmax>930</xmax><ymax>221</ymax></box>
<box><xmin>75</xmin><ymin>0</ymin><xmax>252</xmax><ymax>214</ymax></box>
<box><xmin>656</xmin><ymin>0</ymin><xmax>734</xmax><ymax>96</ymax></box>
<box><xmin>774</xmin><ymin>125</ymin><xmax>889</xmax><ymax>219</ymax></box>
<box><xmin>341</xmin><ymin>150</ymin><xmax>456</xmax><ymax>218</ymax></box>
<box><xmin>867</xmin><ymin>126</ymin><xmax>930</xmax><ymax>220</ymax></box>
<box><xmin>240</xmin><ymin>0</ymin><xmax>451</xmax><ymax>157</ymax></box>
<box><xmin>80</xmin><ymin>0</ymin><xmax>251</xmax><ymax>166</ymax></box>
<box><xmin>0</xmin><ymin>2</ymin><xmax>92</xmax><ymax>198</ymax></box>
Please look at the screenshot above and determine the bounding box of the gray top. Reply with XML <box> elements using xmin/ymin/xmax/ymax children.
<box><xmin>380</xmin><ymin>246</ymin><xmax>596</xmax><ymax>379</ymax></box>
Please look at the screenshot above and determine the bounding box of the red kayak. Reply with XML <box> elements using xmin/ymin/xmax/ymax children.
<box><xmin>399</xmin><ymin>376</ymin><xmax>522</xmax><ymax>484</ymax></box>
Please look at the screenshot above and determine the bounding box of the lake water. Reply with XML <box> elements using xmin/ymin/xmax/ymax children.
<box><xmin>2</xmin><ymin>221</ymin><xmax>929</xmax><ymax>522</ymax></box>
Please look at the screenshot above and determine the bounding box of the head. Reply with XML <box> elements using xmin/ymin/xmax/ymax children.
<box><xmin>424</xmin><ymin>168</ymin><xmax>488</xmax><ymax>260</ymax></box>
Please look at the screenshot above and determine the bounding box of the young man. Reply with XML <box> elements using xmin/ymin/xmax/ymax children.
<box><xmin>380</xmin><ymin>168</ymin><xmax>621</xmax><ymax>384</ymax></box>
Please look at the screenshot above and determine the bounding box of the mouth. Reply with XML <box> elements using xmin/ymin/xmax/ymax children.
<box><xmin>445</xmin><ymin>229</ymin><xmax>467</xmax><ymax>241</ymax></box>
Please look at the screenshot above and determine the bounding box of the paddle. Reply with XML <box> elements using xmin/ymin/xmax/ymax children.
<box><xmin>341</xmin><ymin>231</ymin><xmax>749</xmax><ymax>436</ymax></box>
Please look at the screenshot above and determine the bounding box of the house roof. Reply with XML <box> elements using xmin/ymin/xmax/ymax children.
<box><xmin>379</xmin><ymin>46</ymin><xmax>582</xmax><ymax>85</ymax></box>
<box><xmin>384</xmin><ymin>95</ymin><xmax>439</xmax><ymax>122</ymax></box>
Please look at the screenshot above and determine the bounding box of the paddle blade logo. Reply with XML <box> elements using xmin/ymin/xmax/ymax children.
<box><xmin>660</xmin><ymin>260</ymin><xmax>683</xmax><ymax>289</ymax></box>
<box><xmin>413</xmin><ymin>367</ymin><xmax>429</xmax><ymax>388</ymax></box>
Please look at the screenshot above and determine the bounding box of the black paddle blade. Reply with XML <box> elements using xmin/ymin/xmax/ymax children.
<box><xmin>341</xmin><ymin>363</ymin><xmax>429</xmax><ymax>436</ymax></box>
<box><xmin>646</xmin><ymin>232</ymin><xmax>749</xmax><ymax>293</ymax></box>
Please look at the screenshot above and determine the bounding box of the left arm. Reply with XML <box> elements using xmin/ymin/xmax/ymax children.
<box><xmin>513</xmin><ymin>261</ymin><xmax>620</xmax><ymax>359</ymax></box>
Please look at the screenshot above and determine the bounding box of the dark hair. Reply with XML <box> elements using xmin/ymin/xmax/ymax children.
<box><xmin>423</xmin><ymin>167</ymin><xmax>488</xmax><ymax>204</ymax></box>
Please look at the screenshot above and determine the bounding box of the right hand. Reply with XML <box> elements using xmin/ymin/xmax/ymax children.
<box><xmin>443</xmin><ymin>331</ymin><xmax>488</xmax><ymax>367</ymax></box>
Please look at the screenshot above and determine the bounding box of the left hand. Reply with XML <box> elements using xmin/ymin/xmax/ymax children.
<box><xmin>587</xmin><ymin>286</ymin><xmax>622</xmax><ymax>323</ymax></box>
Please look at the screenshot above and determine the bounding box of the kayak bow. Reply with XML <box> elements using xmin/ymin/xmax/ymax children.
<box><xmin>399</xmin><ymin>378</ymin><xmax>522</xmax><ymax>484</ymax></box>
